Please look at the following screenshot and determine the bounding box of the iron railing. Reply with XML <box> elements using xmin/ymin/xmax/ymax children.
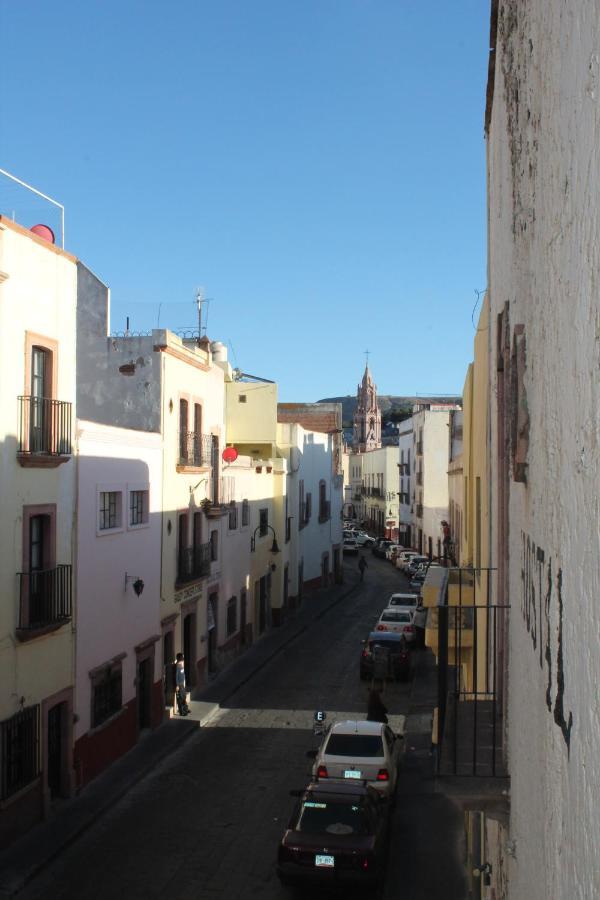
<box><xmin>17</xmin><ymin>396</ymin><xmax>72</xmax><ymax>457</ymax></box>
<box><xmin>178</xmin><ymin>432</ymin><xmax>213</xmax><ymax>467</ymax></box>
<box><xmin>435</xmin><ymin>567</ymin><xmax>509</xmax><ymax>778</ymax></box>
<box><xmin>17</xmin><ymin>565</ymin><xmax>72</xmax><ymax>631</ymax></box>
<box><xmin>177</xmin><ymin>543</ymin><xmax>211</xmax><ymax>584</ymax></box>
<box><xmin>0</xmin><ymin>705</ymin><xmax>40</xmax><ymax>801</ymax></box>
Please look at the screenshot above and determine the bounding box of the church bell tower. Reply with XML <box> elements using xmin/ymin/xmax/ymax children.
<box><xmin>352</xmin><ymin>364</ymin><xmax>381</xmax><ymax>452</ymax></box>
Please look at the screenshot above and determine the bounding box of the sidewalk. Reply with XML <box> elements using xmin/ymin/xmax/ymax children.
<box><xmin>0</xmin><ymin>574</ymin><xmax>358</xmax><ymax>898</ymax></box>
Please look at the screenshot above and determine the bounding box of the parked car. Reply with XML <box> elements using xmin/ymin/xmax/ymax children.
<box><xmin>405</xmin><ymin>555</ymin><xmax>430</xmax><ymax>577</ymax></box>
<box><xmin>385</xmin><ymin>543</ymin><xmax>403</xmax><ymax>562</ymax></box>
<box><xmin>354</xmin><ymin>531</ymin><xmax>376</xmax><ymax>548</ymax></box>
<box><xmin>360</xmin><ymin>631</ymin><xmax>411</xmax><ymax>682</ymax></box>
<box><xmin>396</xmin><ymin>551</ymin><xmax>419</xmax><ymax>571</ymax></box>
<box><xmin>343</xmin><ymin>536</ymin><xmax>359</xmax><ymax>555</ymax></box>
<box><xmin>372</xmin><ymin>539</ymin><xmax>394</xmax><ymax>559</ymax></box>
<box><xmin>277</xmin><ymin>779</ymin><xmax>390</xmax><ymax>890</ymax></box>
<box><xmin>374</xmin><ymin>608</ymin><xmax>416</xmax><ymax>643</ymax></box>
<box><xmin>308</xmin><ymin>719</ymin><xmax>402</xmax><ymax>800</ymax></box>
<box><xmin>387</xmin><ymin>592</ymin><xmax>420</xmax><ymax>611</ymax></box>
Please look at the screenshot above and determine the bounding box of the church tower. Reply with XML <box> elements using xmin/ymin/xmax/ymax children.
<box><xmin>352</xmin><ymin>364</ymin><xmax>382</xmax><ymax>452</ymax></box>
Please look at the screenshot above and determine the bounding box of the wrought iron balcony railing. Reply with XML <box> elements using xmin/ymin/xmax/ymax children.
<box><xmin>17</xmin><ymin>565</ymin><xmax>72</xmax><ymax>632</ymax></box>
<box><xmin>17</xmin><ymin>397</ymin><xmax>72</xmax><ymax>457</ymax></box>
<box><xmin>177</xmin><ymin>543</ymin><xmax>211</xmax><ymax>584</ymax></box>
<box><xmin>178</xmin><ymin>432</ymin><xmax>213</xmax><ymax>467</ymax></box>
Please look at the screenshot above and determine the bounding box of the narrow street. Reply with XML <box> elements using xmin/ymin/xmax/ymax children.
<box><xmin>18</xmin><ymin>557</ymin><xmax>465</xmax><ymax>900</ymax></box>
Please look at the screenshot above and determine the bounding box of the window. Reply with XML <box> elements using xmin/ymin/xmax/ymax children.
<box><xmin>299</xmin><ymin>480</ymin><xmax>305</xmax><ymax>530</ymax></box>
<box><xmin>228</xmin><ymin>501</ymin><xmax>238</xmax><ymax>530</ymax></box>
<box><xmin>91</xmin><ymin>664</ymin><xmax>122</xmax><ymax>728</ymax></box>
<box><xmin>99</xmin><ymin>491</ymin><xmax>121</xmax><ymax>530</ymax></box>
<box><xmin>179</xmin><ymin>399</ymin><xmax>189</xmax><ymax>463</ymax></box>
<box><xmin>210</xmin><ymin>529</ymin><xmax>218</xmax><ymax>562</ymax></box>
<box><xmin>305</xmin><ymin>493</ymin><xmax>312</xmax><ymax>524</ymax></box>
<box><xmin>129</xmin><ymin>489</ymin><xmax>148</xmax><ymax>526</ymax></box>
<box><xmin>241</xmin><ymin>499</ymin><xmax>249</xmax><ymax>527</ymax></box>
<box><xmin>0</xmin><ymin>706</ymin><xmax>40</xmax><ymax>801</ymax></box>
<box><xmin>259</xmin><ymin>508</ymin><xmax>268</xmax><ymax>536</ymax></box>
<box><xmin>226</xmin><ymin>596</ymin><xmax>237</xmax><ymax>636</ymax></box>
<box><xmin>238</xmin><ymin>394</ymin><xmax>247</xmax><ymax>403</ymax></box>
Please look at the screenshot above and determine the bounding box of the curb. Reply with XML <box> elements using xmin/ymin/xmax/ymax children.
<box><xmin>0</xmin><ymin>580</ymin><xmax>360</xmax><ymax>896</ymax></box>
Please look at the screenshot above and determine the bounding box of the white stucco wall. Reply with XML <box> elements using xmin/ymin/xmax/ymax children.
<box><xmin>0</xmin><ymin>220</ymin><xmax>77</xmax><ymax>718</ymax></box>
<box><xmin>488</xmin><ymin>3</ymin><xmax>600</xmax><ymax>897</ymax></box>
<box><xmin>75</xmin><ymin>421</ymin><xmax>162</xmax><ymax>737</ymax></box>
<box><xmin>398</xmin><ymin>420</ymin><xmax>414</xmax><ymax>540</ymax></box>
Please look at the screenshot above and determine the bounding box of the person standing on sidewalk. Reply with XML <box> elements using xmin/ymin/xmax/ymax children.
<box><xmin>358</xmin><ymin>555</ymin><xmax>368</xmax><ymax>581</ymax></box>
<box><xmin>175</xmin><ymin>652</ymin><xmax>190</xmax><ymax>716</ymax></box>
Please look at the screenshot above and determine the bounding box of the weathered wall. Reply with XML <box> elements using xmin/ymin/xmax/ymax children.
<box><xmin>487</xmin><ymin>2</ymin><xmax>600</xmax><ymax>897</ymax></box>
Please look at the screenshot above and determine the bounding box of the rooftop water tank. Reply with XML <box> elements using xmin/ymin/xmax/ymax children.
<box><xmin>211</xmin><ymin>341</ymin><xmax>227</xmax><ymax>362</ymax></box>
<box><xmin>30</xmin><ymin>224</ymin><xmax>55</xmax><ymax>244</ymax></box>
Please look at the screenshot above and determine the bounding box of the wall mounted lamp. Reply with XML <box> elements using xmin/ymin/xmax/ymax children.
<box><xmin>125</xmin><ymin>573</ymin><xmax>145</xmax><ymax>596</ymax></box>
<box><xmin>250</xmin><ymin>524</ymin><xmax>280</xmax><ymax>554</ymax></box>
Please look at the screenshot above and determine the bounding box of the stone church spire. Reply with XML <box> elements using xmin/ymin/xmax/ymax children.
<box><xmin>352</xmin><ymin>364</ymin><xmax>382</xmax><ymax>452</ymax></box>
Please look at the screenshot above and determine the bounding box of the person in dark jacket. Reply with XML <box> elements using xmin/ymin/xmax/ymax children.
<box><xmin>367</xmin><ymin>687</ymin><xmax>388</xmax><ymax>724</ymax></box>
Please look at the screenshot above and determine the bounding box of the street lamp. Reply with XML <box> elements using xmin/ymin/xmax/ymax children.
<box><xmin>250</xmin><ymin>524</ymin><xmax>280</xmax><ymax>554</ymax></box>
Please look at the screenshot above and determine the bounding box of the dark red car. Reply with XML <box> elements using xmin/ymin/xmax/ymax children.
<box><xmin>277</xmin><ymin>780</ymin><xmax>390</xmax><ymax>891</ymax></box>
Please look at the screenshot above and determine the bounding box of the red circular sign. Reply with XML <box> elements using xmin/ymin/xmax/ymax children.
<box><xmin>222</xmin><ymin>447</ymin><xmax>238</xmax><ymax>463</ymax></box>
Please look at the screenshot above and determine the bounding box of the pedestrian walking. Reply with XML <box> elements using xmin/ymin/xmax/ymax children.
<box><xmin>174</xmin><ymin>652</ymin><xmax>190</xmax><ymax>716</ymax></box>
<box><xmin>367</xmin><ymin>685</ymin><xmax>388</xmax><ymax>724</ymax></box>
<box><xmin>358</xmin><ymin>555</ymin><xmax>368</xmax><ymax>581</ymax></box>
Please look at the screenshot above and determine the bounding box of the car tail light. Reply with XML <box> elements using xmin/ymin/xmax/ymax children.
<box><xmin>361</xmin><ymin>857</ymin><xmax>370</xmax><ymax>870</ymax></box>
<box><xmin>376</xmin><ymin>624</ymin><xmax>387</xmax><ymax>631</ymax></box>
<box><xmin>405</xmin><ymin>625</ymin><xmax>415</xmax><ymax>633</ymax></box>
<box><xmin>317</xmin><ymin>765</ymin><xmax>328</xmax><ymax>779</ymax></box>
<box><xmin>376</xmin><ymin>768</ymin><xmax>389</xmax><ymax>782</ymax></box>
<box><xmin>361</xmin><ymin>648</ymin><xmax>370</xmax><ymax>658</ymax></box>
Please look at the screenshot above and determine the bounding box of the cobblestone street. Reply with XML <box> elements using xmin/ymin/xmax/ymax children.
<box><xmin>15</xmin><ymin>557</ymin><xmax>466</xmax><ymax>900</ymax></box>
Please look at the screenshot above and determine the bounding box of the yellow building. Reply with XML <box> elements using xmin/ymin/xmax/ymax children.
<box><xmin>0</xmin><ymin>217</ymin><xmax>78</xmax><ymax>844</ymax></box>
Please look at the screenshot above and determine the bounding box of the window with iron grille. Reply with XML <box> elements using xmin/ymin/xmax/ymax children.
<box><xmin>241</xmin><ymin>499</ymin><xmax>249</xmax><ymax>527</ymax></box>
<box><xmin>210</xmin><ymin>529</ymin><xmax>219</xmax><ymax>562</ymax></box>
<box><xmin>129</xmin><ymin>490</ymin><xmax>148</xmax><ymax>526</ymax></box>
<box><xmin>228</xmin><ymin>502</ymin><xmax>238</xmax><ymax>530</ymax></box>
<box><xmin>0</xmin><ymin>706</ymin><xmax>40</xmax><ymax>801</ymax></box>
<box><xmin>226</xmin><ymin>596</ymin><xmax>237</xmax><ymax>636</ymax></box>
<box><xmin>99</xmin><ymin>491</ymin><xmax>121</xmax><ymax>530</ymax></box>
<box><xmin>259</xmin><ymin>508</ymin><xmax>268</xmax><ymax>536</ymax></box>
<box><xmin>91</xmin><ymin>665</ymin><xmax>122</xmax><ymax>728</ymax></box>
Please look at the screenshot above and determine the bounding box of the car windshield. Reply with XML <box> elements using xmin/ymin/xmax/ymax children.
<box><xmin>390</xmin><ymin>596</ymin><xmax>417</xmax><ymax>607</ymax></box>
<box><xmin>380</xmin><ymin>611</ymin><xmax>411</xmax><ymax>622</ymax></box>
<box><xmin>369</xmin><ymin>640</ymin><xmax>405</xmax><ymax>656</ymax></box>
<box><xmin>325</xmin><ymin>734</ymin><xmax>384</xmax><ymax>756</ymax></box>
<box><xmin>296</xmin><ymin>800</ymin><xmax>370</xmax><ymax>836</ymax></box>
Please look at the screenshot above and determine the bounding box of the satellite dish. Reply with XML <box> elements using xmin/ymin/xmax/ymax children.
<box><xmin>222</xmin><ymin>447</ymin><xmax>238</xmax><ymax>463</ymax></box>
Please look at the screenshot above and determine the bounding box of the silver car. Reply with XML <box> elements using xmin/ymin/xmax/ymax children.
<box><xmin>374</xmin><ymin>608</ymin><xmax>416</xmax><ymax>643</ymax></box>
<box><xmin>309</xmin><ymin>719</ymin><xmax>401</xmax><ymax>800</ymax></box>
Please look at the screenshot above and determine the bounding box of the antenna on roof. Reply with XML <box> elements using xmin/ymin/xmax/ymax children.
<box><xmin>195</xmin><ymin>287</ymin><xmax>212</xmax><ymax>338</ymax></box>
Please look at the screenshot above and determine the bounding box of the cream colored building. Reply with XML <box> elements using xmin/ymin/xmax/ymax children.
<box><xmin>412</xmin><ymin>402</ymin><xmax>460</xmax><ymax>557</ymax></box>
<box><xmin>0</xmin><ymin>217</ymin><xmax>78</xmax><ymax>844</ymax></box>
<box><xmin>348</xmin><ymin>446</ymin><xmax>399</xmax><ymax>538</ymax></box>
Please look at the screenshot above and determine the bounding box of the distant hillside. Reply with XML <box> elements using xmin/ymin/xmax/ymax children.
<box><xmin>317</xmin><ymin>395</ymin><xmax>461</xmax><ymax>428</ymax></box>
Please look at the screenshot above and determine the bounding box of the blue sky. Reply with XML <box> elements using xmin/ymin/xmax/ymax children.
<box><xmin>0</xmin><ymin>1</ymin><xmax>489</xmax><ymax>402</ymax></box>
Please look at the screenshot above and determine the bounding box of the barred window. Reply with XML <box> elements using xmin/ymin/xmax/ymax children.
<box><xmin>228</xmin><ymin>502</ymin><xmax>238</xmax><ymax>530</ymax></box>
<box><xmin>227</xmin><ymin>596</ymin><xmax>237</xmax><ymax>636</ymax></box>
<box><xmin>91</xmin><ymin>665</ymin><xmax>122</xmax><ymax>728</ymax></box>
<box><xmin>129</xmin><ymin>490</ymin><xmax>148</xmax><ymax>526</ymax></box>
<box><xmin>99</xmin><ymin>491</ymin><xmax>121</xmax><ymax>530</ymax></box>
<box><xmin>241</xmin><ymin>499</ymin><xmax>249</xmax><ymax>527</ymax></box>
<box><xmin>0</xmin><ymin>706</ymin><xmax>40</xmax><ymax>801</ymax></box>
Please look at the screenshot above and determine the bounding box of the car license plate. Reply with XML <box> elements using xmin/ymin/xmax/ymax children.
<box><xmin>344</xmin><ymin>769</ymin><xmax>361</xmax><ymax>779</ymax></box>
<box><xmin>315</xmin><ymin>854</ymin><xmax>335</xmax><ymax>867</ymax></box>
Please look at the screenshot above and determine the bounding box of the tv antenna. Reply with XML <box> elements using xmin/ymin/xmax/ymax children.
<box><xmin>195</xmin><ymin>288</ymin><xmax>212</xmax><ymax>337</ymax></box>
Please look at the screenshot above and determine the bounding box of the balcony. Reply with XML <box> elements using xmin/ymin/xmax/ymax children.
<box><xmin>17</xmin><ymin>565</ymin><xmax>72</xmax><ymax>639</ymax></box>
<box><xmin>177</xmin><ymin>432</ymin><xmax>213</xmax><ymax>468</ymax></box>
<box><xmin>428</xmin><ymin>567</ymin><xmax>510</xmax><ymax>821</ymax></box>
<box><xmin>318</xmin><ymin>500</ymin><xmax>331</xmax><ymax>523</ymax></box>
<box><xmin>177</xmin><ymin>543</ymin><xmax>211</xmax><ymax>585</ymax></box>
<box><xmin>17</xmin><ymin>397</ymin><xmax>72</xmax><ymax>467</ymax></box>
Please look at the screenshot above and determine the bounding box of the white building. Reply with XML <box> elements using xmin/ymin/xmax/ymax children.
<box><xmin>348</xmin><ymin>446</ymin><xmax>400</xmax><ymax>539</ymax></box>
<box><xmin>483</xmin><ymin>2</ymin><xmax>600</xmax><ymax>897</ymax></box>
<box><xmin>411</xmin><ymin>402</ymin><xmax>460</xmax><ymax>558</ymax></box>
<box><xmin>0</xmin><ymin>217</ymin><xmax>77</xmax><ymax>844</ymax></box>
<box><xmin>74</xmin><ymin>420</ymin><xmax>162</xmax><ymax>788</ymax></box>
<box><xmin>398</xmin><ymin>418</ymin><xmax>414</xmax><ymax>547</ymax></box>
